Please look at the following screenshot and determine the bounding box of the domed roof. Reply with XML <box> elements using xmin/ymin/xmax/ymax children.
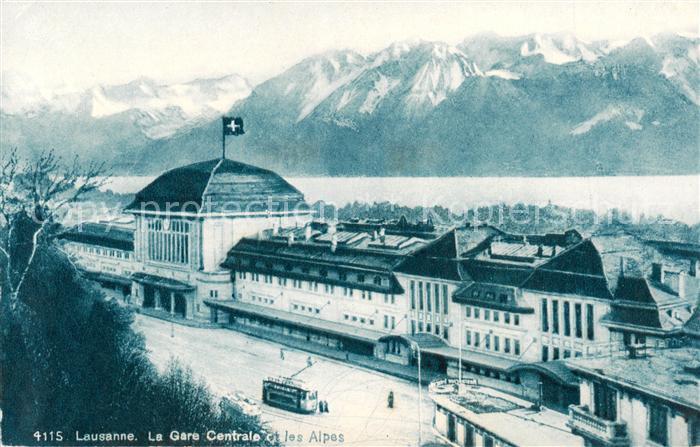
<box><xmin>125</xmin><ymin>158</ymin><xmax>306</xmax><ymax>214</ymax></box>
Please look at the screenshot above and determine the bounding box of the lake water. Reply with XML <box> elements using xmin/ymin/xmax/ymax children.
<box><xmin>102</xmin><ymin>175</ymin><xmax>700</xmax><ymax>224</ymax></box>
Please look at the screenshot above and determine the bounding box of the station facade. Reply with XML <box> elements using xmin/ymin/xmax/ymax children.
<box><xmin>60</xmin><ymin>156</ymin><xmax>700</xmax><ymax>410</ymax></box>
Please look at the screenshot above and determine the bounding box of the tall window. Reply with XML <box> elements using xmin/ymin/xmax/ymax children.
<box><xmin>552</xmin><ymin>300</ymin><xmax>559</xmax><ymax>334</ymax></box>
<box><xmin>434</xmin><ymin>283</ymin><xmax>440</xmax><ymax>314</ymax></box>
<box><xmin>586</xmin><ymin>304</ymin><xmax>595</xmax><ymax>340</ymax></box>
<box><xmin>575</xmin><ymin>303</ymin><xmax>583</xmax><ymax>338</ymax></box>
<box><xmin>410</xmin><ymin>281</ymin><xmax>416</xmax><ymax>309</ymax></box>
<box><xmin>541</xmin><ymin>299</ymin><xmax>549</xmax><ymax>332</ymax></box>
<box><xmin>147</xmin><ymin>218</ymin><xmax>190</xmax><ymax>265</ymax></box>
<box><xmin>418</xmin><ymin>281</ymin><xmax>424</xmax><ymax>310</ymax></box>
<box><xmin>648</xmin><ymin>403</ymin><xmax>668</xmax><ymax>446</ymax></box>
<box><xmin>593</xmin><ymin>383</ymin><xmax>617</xmax><ymax>422</ymax></box>
<box><xmin>442</xmin><ymin>284</ymin><xmax>448</xmax><ymax>313</ymax></box>
<box><xmin>563</xmin><ymin>301</ymin><xmax>571</xmax><ymax>336</ymax></box>
<box><xmin>426</xmin><ymin>283</ymin><xmax>432</xmax><ymax>312</ymax></box>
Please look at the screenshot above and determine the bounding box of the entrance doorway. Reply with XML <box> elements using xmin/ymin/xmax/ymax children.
<box><xmin>143</xmin><ymin>286</ymin><xmax>155</xmax><ymax>308</ymax></box>
<box><xmin>174</xmin><ymin>293</ymin><xmax>187</xmax><ymax>318</ymax></box>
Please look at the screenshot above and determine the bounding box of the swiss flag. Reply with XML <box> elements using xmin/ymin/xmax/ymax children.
<box><xmin>222</xmin><ymin>117</ymin><xmax>244</xmax><ymax>136</ymax></box>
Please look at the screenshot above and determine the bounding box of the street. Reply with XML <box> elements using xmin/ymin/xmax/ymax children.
<box><xmin>133</xmin><ymin>315</ymin><xmax>436</xmax><ymax>446</ymax></box>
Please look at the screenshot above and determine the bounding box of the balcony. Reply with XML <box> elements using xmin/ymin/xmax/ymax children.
<box><xmin>568</xmin><ymin>405</ymin><xmax>629</xmax><ymax>447</ymax></box>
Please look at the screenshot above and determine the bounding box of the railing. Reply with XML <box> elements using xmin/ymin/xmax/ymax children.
<box><xmin>568</xmin><ymin>405</ymin><xmax>629</xmax><ymax>446</ymax></box>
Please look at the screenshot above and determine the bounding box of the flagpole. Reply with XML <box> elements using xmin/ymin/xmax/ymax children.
<box><xmin>222</xmin><ymin>117</ymin><xmax>226</xmax><ymax>159</ymax></box>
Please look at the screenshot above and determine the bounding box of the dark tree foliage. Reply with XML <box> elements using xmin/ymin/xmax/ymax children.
<box><xmin>0</xmin><ymin>212</ymin><xmax>278</xmax><ymax>446</ymax></box>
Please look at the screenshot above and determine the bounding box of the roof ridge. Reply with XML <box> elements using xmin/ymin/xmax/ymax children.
<box><xmin>199</xmin><ymin>158</ymin><xmax>225</xmax><ymax>210</ymax></box>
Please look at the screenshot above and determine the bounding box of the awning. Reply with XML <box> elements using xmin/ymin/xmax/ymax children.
<box><xmin>378</xmin><ymin>333</ymin><xmax>448</xmax><ymax>349</ymax></box>
<box><xmin>204</xmin><ymin>300</ymin><xmax>385</xmax><ymax>343</ymax></box>
<box><xmin>379</xmin><ymin>333</ymin><xmax>516</xmax><ymax>371</ymax></box>
<box><xmin>506</xmin><ymin>360</ymin><xmax>579</xmax><ymax>386</ymax></box>
<box><xmin>421</xmin><ymin>345</ymin><xmax>517</xmax><ymax>372</ymax></box>
<box><xmin>131</xmin><ymin>272</ymin><xmax>194</xmax><ymax>292</ymax></box>
<box><xmin>81</xmin><ymin>270</ymin><xmax>131</xmax><ymax>287</ymax></box>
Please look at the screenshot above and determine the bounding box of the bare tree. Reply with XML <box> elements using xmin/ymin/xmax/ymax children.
<box><xmin>0</xmin><ymin>148</ymin><xmax>109</xmax><ymax>310</ymax></box>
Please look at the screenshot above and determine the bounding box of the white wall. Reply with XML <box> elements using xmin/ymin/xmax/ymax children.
<box><xmin>580</xmin><ymin>377</ymin><xmax>694</xmax><ymax>447</ymax></box>
<box><xmin>200</xmin><ymin>213</ymin><xmax>311</xmax><ymax>272</ymax></box>
<box><xmin>524</xmin><ymin>291</ymin><xmax>615</xmax><ymax>360</ymax></box>
<box><xmin>236</xmin><ymin>273</ymin><xmax>407</xmax><ymax>334</ymax></box>
<box><xmin>63</xmin><ymin>241</ymin><xmax>136</xmax><ymax>278</ymax></box>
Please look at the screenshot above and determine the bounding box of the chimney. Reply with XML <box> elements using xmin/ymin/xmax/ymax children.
<box><xmin>305</xmin><ymin>225</ymin><xmax>312</xmax><ymax>241</ymax></box>
<box><xmin>690</xmin><ymin>259</ymin><xmax>699</xmax><ymax>277</ymax></box>
<box><xmin>537</xmin><ymin>245</ymin><xmax>543</xmax><ymax>257</ymax></box>
<box><xmin>372</xmin><ymin>230</ymin><xmax>378</xmax><ymax>241</ymax></box>
<box><xmin>651</xmin><ymin>263</ymin><xmax>665</xmax><ymax>283</ymax></box>
<box><xmin>287</xmin><ymin>233</ymin><xmax>295</xmax><ymax>246</ymax></box>
<box><xmin>328</xmin><ymin>222</ymin><xmax>337</xmax><ymax>236</ymax></box>
<box><xmin>331</xmin><ymin>233</ymin><xmax>338</xmax><ymax>253</ymax></box>
<box><xmin>379</xmin><ymin>227</ymin><xmax>386</xmax><ymax>243</ymax></box>
<box><xmin>272</xmin><ymin>223</ymin><xmax>279</xmax><ymax>236</ymax></box>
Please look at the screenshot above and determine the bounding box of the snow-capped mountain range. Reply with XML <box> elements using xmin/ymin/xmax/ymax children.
<box><xmin>2</xmin><ymin>32</ymin><xmax>698</xmax><ymax>176</ymax></box>
<box><xmin>2</xmin><ymin>73</ymin><xmax>251</xmax><ymax>139</ymax></box>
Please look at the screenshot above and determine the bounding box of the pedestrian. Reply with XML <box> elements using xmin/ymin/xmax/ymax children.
<box><xmin>387</xmin><ymin>391</ymin><xmax>394</xmax><ymax>409</ymax></box>
<box><xmin>345</xmin><ymin>352</ymin><xmax>349</xmax><ymax>361</ymax></box>
<box><xmin>307</xmin><ymin>356</ymin><xmax>313</xmax><ymax>367</ymax></box>
<box><xmin>280</xmin><ymin>348</ymin><xmax>285</xmax><ymax>360</ymax></box>
<box><xmin>324</xmin><ymin>400</ymin><xmax>330</xmax><ymax>413</ymax></box>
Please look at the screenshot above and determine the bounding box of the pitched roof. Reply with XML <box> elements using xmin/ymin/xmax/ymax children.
<box><xmin>395</xmin><ymin>226</ymin><xmax>501</xmax><ymax>281</ymax></box>
<box><xmin>58</xmin><ymin>222</ymin><xmax>134</xmax><ymax>251</ymax></box>
<box><xmin>125</xmin><ymin>158</ymin><xmax>306</xmax><ymax>214</ymax></box>
<box><xmin>604</xmin><ymin>275</ymin><xmax>693</xmax><ymax>332</ymax></box>
<box><xmin>460</xmin><ymin>259</ymin><xmax>534</xmax><ymax>287</ymax></box>
<box><xmin>521</xmin><ymin>240</ymin><xmax>613</xmax><ymax>299</ymax></box>
<box><xmin>223</xmin><ymin>229</ymin><xmax>427</xmax><ymax>294</ymax></box>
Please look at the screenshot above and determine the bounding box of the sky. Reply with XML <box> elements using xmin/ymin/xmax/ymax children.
<box><xmin>1</xmin><ymin>1</ymin><xmax>698</xmax><ymax>91</ymax></box>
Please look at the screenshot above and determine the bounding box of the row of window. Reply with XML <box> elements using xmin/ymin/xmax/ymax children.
<box><xmin>238</xmin><ymin>260</ymin><xmax>387</xmax><ymax>286</ymax></box>
<box><xmin>239</xmin><ymin>271</ymin><xmax>397</xmax><ymax>304</ymax></box>
<box><xmin>146</xmin><ymin>218</ymin><xmax>190</xmax><ymax>265</ymax></box>
<box><xmin>251</xmin><ymin>295</ymin><xmax>275</xmax><ymax>306</ymax></box>
<box><xmin>409</xmin><ymin>280</ymin><xmax>449</xmax><ymax>314</ymax></box>
<box><xmin>541</xmin><ymin>345</ymin><xmax>582</xmax><ymax>361</ymax></box>
<box><xmin>410</xmin><ymin>319</ymin><xmax>450</xmax><ymax>341</ymax></box>
<box><xmin>292</xmin><ymin>303</ymin><xmax>319</xmax><ymax>314</ymax></box>
<box><xmin>465</xmin><ymin>306</ymin><xmax>521</xmax><ymax>326</ymax></box>
<box><xmin>465</xmin><ymin>330</ymin><xmax>521</xmax><ymax>356</ymax></box>
<box><xmin>541</xmin><ymin>298</ymin><xmax>595</xmax><ymax>340</ymax></box>
<box><xmin>343</xmin><ymin>313</ymin><xmax>374</xmax><ymax>326</ymax></box>
<box><xmin>383</xmin><ymin>315</ymin><xmax>397</xmax><ymax>330</ymax></box>
<box><xmin>75</xmin><ymin>244</ymin><xmax>132</xmax><ymax>259</ymax></box>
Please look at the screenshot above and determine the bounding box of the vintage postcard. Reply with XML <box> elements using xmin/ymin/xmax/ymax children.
<box><xmin>1</xmin><ymin>1</ymin><xmax>699</xmax><ymax>446</ymax></box>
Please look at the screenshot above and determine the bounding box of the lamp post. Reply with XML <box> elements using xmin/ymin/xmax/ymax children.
<box><xmin>411</xmin><ymin>342</ymin><xmax>423</xmax><ymax>447</ymax></box>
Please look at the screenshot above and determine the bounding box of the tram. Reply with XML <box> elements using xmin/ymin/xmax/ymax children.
<box><xmin>262</xmin><ymin>376</ymin><xmax>318</xmax><ymax>414</ymax></box>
